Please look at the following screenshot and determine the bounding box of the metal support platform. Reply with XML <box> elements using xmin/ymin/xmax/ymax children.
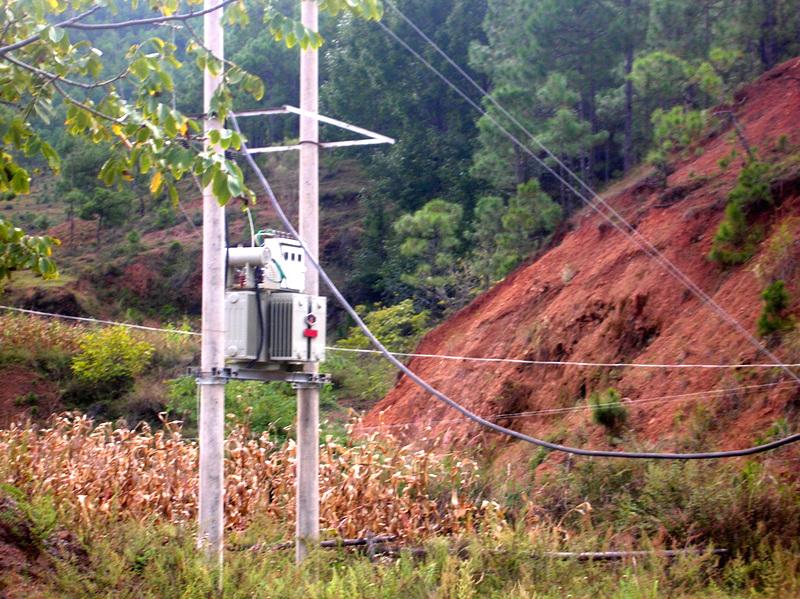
<box><xmin>189</xmin><ymin>366</ymin><xmax>330</xmax><ymax>386</ymax></box>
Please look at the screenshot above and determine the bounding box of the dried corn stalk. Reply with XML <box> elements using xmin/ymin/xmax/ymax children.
<box><xmin>0</xmin><ymin>414</ymin><xmax>502</xmax><ymax>540</ymax></box>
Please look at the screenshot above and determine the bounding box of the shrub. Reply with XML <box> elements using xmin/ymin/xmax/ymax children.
<box><xmin>72</xmin><ymin>326</ymin><xmax>154</xmax><ymax>385</ymax></box>
<box><xmin>729</xmin><ymin>160</ymin><xmax>772</xmax><ymax>212</ymax></box>
<box><xmin>327</xmin><ymin>300</ymin><xmax>429</xmax><ymax>404</ymax></box>
<box><xmin>651</xmin><ymin>106</ymin><xmax>707</xmax><ymax>156</ymax></box>
<box><xmin>709</xmin><ymin>160</ymin><xmax>773</xmax><ymax>266</ymax></box>
<box><xmin>166</xmin><ymin>377</ymin><xmax>336</xmax><ymax>439</ymax></box>
<box><xmin>709</xmin><ymin>201</ymin><xmax>757</xmax><ymax>265</ymax></box>
<box><xmin>757</xmin><ymin>280</ymin><xmax>794</xmax><ymax>336</ymax></box>
<box><xmin>588</xmin><ymin>387</ymin><xmax>627</xmax><ymax>434</ymax></box>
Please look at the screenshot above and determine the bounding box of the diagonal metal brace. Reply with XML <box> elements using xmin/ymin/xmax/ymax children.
<box><xmin>231</xmin><ymin>104</ymin><xmax>395</xmax><ymax>154</ymax></box>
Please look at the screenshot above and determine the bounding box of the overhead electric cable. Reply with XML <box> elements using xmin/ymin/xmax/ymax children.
<box><xmin>4</xmin><ymin>301</ymin><xmax>797</xmax><ymax>457</ymax></box>
<box><xmin>374</xmin><ymin>11</ymin><xmax>800</xmax><ymax>386</ymax></box>
<box><xmin>0</xmin><ymin>306</ymin><xmax>200</xmax><ymax>335</ymax></box>
<box><xmin>328</xmin><ymin>346</ymin><xmax>800</xmax><ymax>370</ymax></box>
<box><xmin>4</xmin><ymin>305</ymin><xmax>800</xmax><ymax>370</ymax></box>
<box><xmin>356</xmin><ymin>380</ymin><xmax>798</xmax><ymax>431</ymax></box>
<box><xmin>230</xmin><ymin>113</ymin><xmax>800</xmax><ymax>460</ymax></box>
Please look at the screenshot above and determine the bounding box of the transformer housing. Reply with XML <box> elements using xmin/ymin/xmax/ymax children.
<box><xmin>224</xmin><ymin>232</ymin><xmax>326</xmax><ymax>369</ymax></box>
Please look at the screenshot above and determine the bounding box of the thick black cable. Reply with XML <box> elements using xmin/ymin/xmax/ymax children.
<box><xmin>229</xmin><ymin>113</ymin><xmax>800</xmax><ymax>460</ymax></box>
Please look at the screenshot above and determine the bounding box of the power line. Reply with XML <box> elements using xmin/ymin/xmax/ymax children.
<box><xmin>356</xmin><ymin>380</ymin><xmax>798</xmax><ymax>432</ymax></box>
<box><xmin>4</xmin><ymin>291</ymin><xmax>798</xmax><ymax>458</ymax></box>
<box><xmin>5</xmin><ymin>305</ymin><xmax>800</xmax><ymax>370</ymax></box>
<box><xmin>329</xmin><ymin>346</ymin><xmax>800</xmax><ymax>370</ymax></box>
<box><xmin>230</xmin><ymin>113</ymin><xmax>800</xmax><ymax>460</ymax></box>
<box><xmin>0</xmin><ymin>306</ymin><xmax>200</xmax><ymax>335</ymax></box>
<box><xmin>375</xmin><ymin>7</ymin><xmax>800</xmax><ymax>387</ymax></box>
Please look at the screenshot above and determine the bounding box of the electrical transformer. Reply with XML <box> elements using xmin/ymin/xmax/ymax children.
<box><xmin>224</xmin><ymin>231</ymin><xmax>326</xmax><ymax>370</ymax></box>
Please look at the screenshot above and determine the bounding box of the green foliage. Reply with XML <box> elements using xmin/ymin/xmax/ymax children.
<box><xmin>72</xmin><ymin>326</ymin><xmax>154</xmax><ymax>385</ymax></box>
<box><xmin>710</xmin><ymin>160</ymin><xmax>773</xmax><ymax>266</ymax></box>
<box><xmin>588</xmin><ymin>387</ymin><xmax>627</xmax><ymax>433</ymax></box>
<box><xmin>394</xmin><ymin>199</ymin><xmax>464</xmax><ymax>310</ymax></box>
<box><xmin>0</xmin><ymin>217</ymin><xmax>58</xmax><ymax>285</ymax></box>
<box><xmin>469</xmin><ymin>181</ymin><xmax>562</xmax><ymax>288</ymax></box>
<box><xmin>631</xmin><ymin>51</ymin><xmax>693</xmax><ymax>110</ymax></box>
<box><xmin>729</xmin><ymin>160</ymin><xmax>772</xmax><ymax>211</ymax></box>
<box><xmin>469</xmin><ymin>195</ymin><xmax>508</xmax><ymax>287</ymax></box>
<box><xmin>647</xmin><ymin>106</ymin><xmax>707</xmax><ymax>173</ymax></box>
<box><xmin>327</xmin><ymin>300</ymin><xmax>429</xmax><ymax>403</ymax></box>
<box><xmin>78</xmin><ymin>187</ymin><xmax>134</xmax><ymax>240</ymax></box>
<box><xmin>757</xmin><ymin>280</ymin><xmax>794</xmax><ymax>337</ymax></box>
<box><xmin>708</xmin><ymin>201</ymin><xmax>756</xmax><ymax>265</ymax></box>
<box><xmin>0</xmin><ymin>0</ymin><xmax>382</xmax><ymax>280</ymax></box>
<box><xmin>0</xmin><ymin>486</ymin><xmax>59</xmax><ymax>553</ymax></box>
<box><xmin>166</xmin><ymin>377</ymin><xmax>336</xmax><ymax>440</ymax></box>
<box><xmin>498</xmin><ymin>180</ymin><xmax>562</xmax><ymax>268</ymax></box>
<box><xmin>338</xmin><ymin>300</ymin><xmax>430</xmax><ymax>353</ymax></box>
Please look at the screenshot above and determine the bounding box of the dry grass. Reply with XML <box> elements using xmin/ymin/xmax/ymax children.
<box><xmin>0</xmin><ymin>414</ymin><xmax>501</xmax><ymax>541</ymax></box>
<box><xmin>0</xmin><ymin>313</ymin><xmax>84</xmax><ymax>353</ymax></box>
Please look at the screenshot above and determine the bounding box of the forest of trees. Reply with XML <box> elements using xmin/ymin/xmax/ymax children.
<box><xmin>322</xmin><ymin>0</ymin><xmax>800</xmax><ymax>312</ymax></box>
<box><xmin>7</xmin><ymin>0</ymin><xmax>800</xmax><ymax>313</ymax></box>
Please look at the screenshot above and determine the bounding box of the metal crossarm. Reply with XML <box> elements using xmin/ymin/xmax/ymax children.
<box><xmin>232</xmin><ymin>104</ymin><xmax>395</xmax><ymax>154</ymax></box>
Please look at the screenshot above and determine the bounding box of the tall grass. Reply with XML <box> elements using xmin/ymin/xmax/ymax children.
<box><xmin>0</xmin><ymin>414</ymin><xmax>798</xmax><ymax>597</ymax></box>
<box><xmin>0</xmin><ymin>414</ymin><xmax>499</xmax><ymax>540</ymax></box>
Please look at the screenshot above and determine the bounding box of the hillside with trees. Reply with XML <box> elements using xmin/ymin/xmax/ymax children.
<box><xmin>2</xmin><ymin>0</ymin><xmax>800</xmax><ymax>596</ymax></box>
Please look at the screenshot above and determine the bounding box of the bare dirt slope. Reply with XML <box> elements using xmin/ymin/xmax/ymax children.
<box><xmin>363</xmin><ymin>58</ymin><xmax>800</xmax><ymax>466</ymax></box>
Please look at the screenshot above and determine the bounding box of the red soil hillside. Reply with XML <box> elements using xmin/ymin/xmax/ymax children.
<box><xmin>363</xmin><ymin>58</ymin><xmax>800</xmax><ymax>466</ymax></box>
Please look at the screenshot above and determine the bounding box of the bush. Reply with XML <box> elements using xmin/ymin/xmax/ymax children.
<box><xmin>72</xmin><ymin>326</ymin><xmax>154</xmax><ymax>386</ymax></box>
<box><xmin>729</xmin><ymin>160</ymin><xmax>772</xmax><ymax>211</ymax></box>
<box><xmin>709</xmin><ymin>200</ymin><xmax>757</xmax><ymax>265</ymax></box>
<box><xmin>166</xmin><ymin>377</ymin><xmax>336</xmax><ymax>440</ymax></box>
<box><xmin>710</xmin><ymin>160</ymin><xmax>772</xmax><ymax>266</ymax></box>
<box><xmin>327</xmin><ymin>300</ymin><xmax>429</xmax><ymax>404</ymax></box>
<box><xmin>588</xmin><ymin>387</ymin><xmax>627</xmax><ymax>434</ymax></box>
<box><xmin>651</xmin><ymin>106</ymin><xmax>707</xmax><ymax>155</ymax></box>
<box><xmin>757</xmin><ymin>280</ymin><xmax>794</xmax><ymax>336</ymax></box>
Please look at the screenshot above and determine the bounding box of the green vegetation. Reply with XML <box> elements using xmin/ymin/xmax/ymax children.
<box><xmin>394</xmin><ymin>199</ymin><xmax>465</xmax><ymax>311</ymax></box>
<box><xmin>709</xmin><ymin>201</ymin><xmax>757</xmax><ymax>265</ymax></box>
<box><xmin>0</xmin><ymin>218</ymin><xmax>58</xmax><ymax>285</ymax></box>
<box><xmin>709</xmin><ymin>160</ymin><xmax>773</xmax><ymax>265</ymax></box>
<box><xmin>588</xmin><ymin>387</ymin><xmax>628</xmax><ymax>435</ymax></box>
<box><xmin>72</xmin><ymin>327</ymin><xmax>154</xmax><ymax>386</ymax></box>
<box><xmin>757</xmin><ymin>280</ymin><xmax>794</xmax><ymax>337</ymax></box>
<box><xmin>327</xmin><ymin>299</ymin><xmax>429</xmax><ymax>404</ymax></box>
<box><xmin>0</xmin><ymin>0</ymin><xmax>382</xmax><ymax>285</ymax></box>
<box><xmin>166</xmin><ymin>377</ymin><xmax>339</xmax><ymax>440</ymax></box>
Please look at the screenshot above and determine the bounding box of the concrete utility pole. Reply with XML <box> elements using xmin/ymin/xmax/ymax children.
<box><xmin>198</xmin><ymin>0</ymin><xmax>225</xmax><ymax>570</ymax></box>
<box><xmin>296</xmin><ymin>0</ymin><xmax>320</xmax><ymax>564</ymax></box>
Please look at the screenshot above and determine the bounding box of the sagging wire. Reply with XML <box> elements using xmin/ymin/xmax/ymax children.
<box><xmin>230</xmin><ymin>113</ymin><xmax>800</xmax><ymax>460</ymax></box>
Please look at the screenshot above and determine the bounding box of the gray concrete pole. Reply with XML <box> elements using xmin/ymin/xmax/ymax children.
<box><xmin>198</xmin><ymin>0</ymin><xmax>225</xmax><ymax>571</ymax></box>
<box><xmin>296</xmin><ymin>0</ymin><xmax>320</xmax><ymax>564</ymax></box>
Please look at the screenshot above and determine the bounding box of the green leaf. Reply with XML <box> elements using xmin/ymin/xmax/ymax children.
<box><xmin>10</xmin><ymin>170</ymin><xmax>30</xmax><ymax>195</ymax></box>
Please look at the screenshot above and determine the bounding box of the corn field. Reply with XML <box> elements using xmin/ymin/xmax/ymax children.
<box><xmin>0</xmin><ymin>414</ymin><xmax>502</xmax><ymax>541</ymax></box>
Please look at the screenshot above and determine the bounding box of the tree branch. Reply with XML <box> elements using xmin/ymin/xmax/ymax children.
<box><xmin>0</xmin><ymin>6</ymin><xmax>101</xmax><ymax>55</ymax></box>
<box><xmin>62</xmin><ymin>0</ymin><xmax>237</xmax><ymax>31</ymax></box>
<box><xmin>52</xmin><ymin>81</ymin><xmax>123</xmax><ymax>125</ymax></box>
<box><xmin>182</xmin><ymin>20</ymin><xmax>236</xmax><ymax>68</ymax></box>
<box><xmin>713</xmin><ymin>109</ymin><xmax>755</xmax><ymax>162</ymax></box>
<box><xmin>3</xmin><ymin>53</ymin><xmax>129</xmax><ymax>90</ymax></box>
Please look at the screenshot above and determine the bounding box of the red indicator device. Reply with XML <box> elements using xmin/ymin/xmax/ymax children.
<box><xmin>303</xmin><ymin>328</ymin><xmax>318</xmax><ymax>338</ymax></box>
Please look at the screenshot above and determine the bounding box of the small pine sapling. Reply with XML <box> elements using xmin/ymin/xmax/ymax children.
<box><xmin>757</xmin><ymin>280</ymin><xmax>794</xmax><ymax>336</ymax></box>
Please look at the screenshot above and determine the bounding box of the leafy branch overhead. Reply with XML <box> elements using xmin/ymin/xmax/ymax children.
<box><xmin>0</xmin><ymin>0</ymin><xmax>383</xmax><ymax>278</ymax></box>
